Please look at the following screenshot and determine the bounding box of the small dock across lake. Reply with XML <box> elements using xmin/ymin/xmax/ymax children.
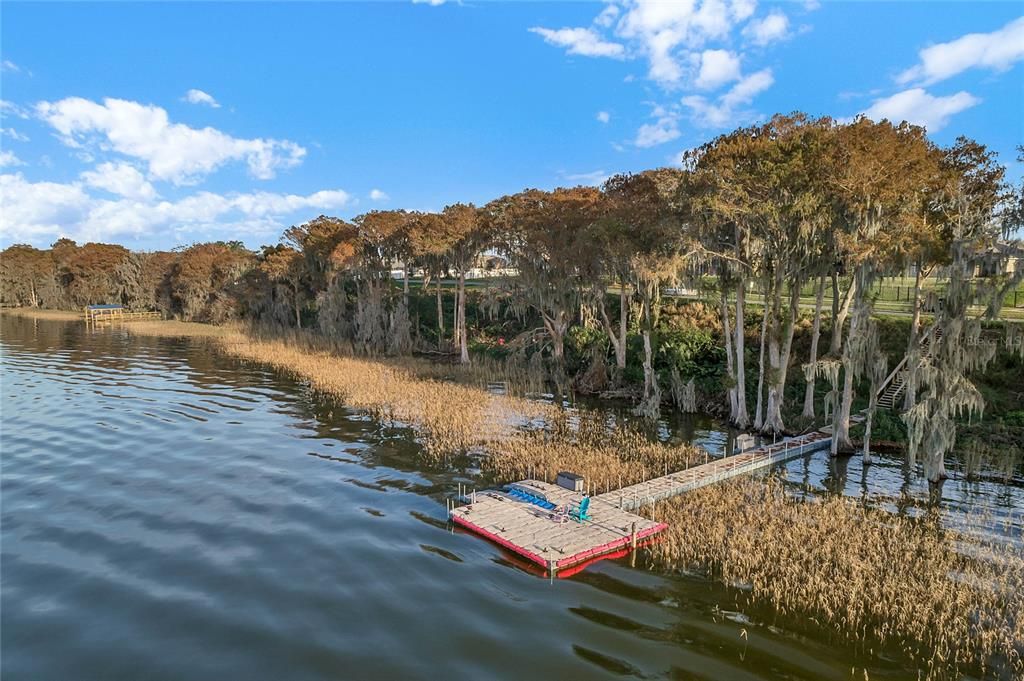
<box><xmin>83</xmin><ymin>305</ymin><xmax>163</xmax><ymax>325</ymax></box>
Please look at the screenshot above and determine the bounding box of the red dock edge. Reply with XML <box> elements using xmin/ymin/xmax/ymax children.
<box><xmin>451</xmin><ymin>514</ymin><xmax>669</xmax><ymax>576</ymax></box>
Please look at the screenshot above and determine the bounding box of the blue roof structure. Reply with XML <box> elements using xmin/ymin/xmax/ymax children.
<box><xmin>86</xmin><ymin>304</ymin><xmax>123</xmax><ymax>310</ymax></box>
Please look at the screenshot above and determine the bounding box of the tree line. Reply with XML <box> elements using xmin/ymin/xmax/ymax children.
<box><xmin>3</xmin><ymin>113</ymin><xmax>1022</xmax><ymax>481</ymax></box>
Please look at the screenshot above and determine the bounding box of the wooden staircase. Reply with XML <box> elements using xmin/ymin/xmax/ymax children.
<box><xmin>876</xmin><ymin>325</ymin><xmax>940</xmax><ymax>411</ymax></box>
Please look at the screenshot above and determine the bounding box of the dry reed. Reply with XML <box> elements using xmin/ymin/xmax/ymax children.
<box><xmin>126</xmin><ymin>324</ymin><xmax>703</xmax><ymax>483</ymax></box>
<box><xmin>1</xmin><ymin>307</ymin><xmax>83</xmax><ymax>321</ymax></box>
<box><xmin>125</xmin><ymin>319</ymin><xmax>232</xmax><ymax>338</ymax></box>
<box><xmin>648</xmin><ymin>478</ymin><xmax>1024</xmax><ymax>679</ymax></box>
<box><xmin>483</xmin><ymin>411</ymin><xmax>702</xmax><ymax>492</ymax></box>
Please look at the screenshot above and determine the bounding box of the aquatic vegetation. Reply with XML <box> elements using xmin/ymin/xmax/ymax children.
<box><xmin>124</xmin><ymin>319</ymin><xmax>232</xmax><ymax>338</ymax></box>
<box><xmin>1</xmin><ymin>307</ymin><xmax>82</xmax><ymax>321</ymax></box>
<box><xmin>649</xmin><ymin>478</ymin><xmax>1024</xmax><ymax>679</ymax></box>
<box><xmin>483</xmin><ymin>412</ymin><xmax>702</xmax><ymax>493</ymax></box>
<box><xmin>134</xmin><ymin>325</ymin><xmax>703</xmax><ymax>484</ymax></box>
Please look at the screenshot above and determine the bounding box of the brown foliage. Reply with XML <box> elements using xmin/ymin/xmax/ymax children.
<box><xmin>650</xmin><ymin>478</ymin><xmax>1024</xmax><ymax>679</ymax></box>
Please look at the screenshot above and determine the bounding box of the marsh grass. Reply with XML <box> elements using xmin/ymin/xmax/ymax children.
<box><xmin>126</xmin><ymin>324</ymin><xmax>702</xmax><ymax>482</ymax></box>
<box><xmin>1</xmin><ymin>307</ymin><xmax>83</xmax><ymax>321</ymax></box>
<box><xmin>125</xmin><ymin>319</ymin><xmax>232</xmax><ymax>338</ymax></box>
<box><xmin>483</xmin><ymin>411</ymin><xmax>702</xmax><ymax>491</ymax></box>
<box><xmin>648</xmin><ymin>478</ymin><xmax>1024</xmax><ymax>679</ymax></box>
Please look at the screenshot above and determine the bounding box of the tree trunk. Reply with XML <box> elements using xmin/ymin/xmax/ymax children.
<box><xmin>452</xmin><ymin>280</ymin><xmax>460</xmax><ymax>354</ymax></box>
<box><xmin>753</xmin><ymin>298</ymin><xmax>768</xmax><ymax>430</ymax></box>
<box><xmin>733</xmin><ymin>282</ymin><xmax>749</xmax><ymax>428</ymax></box>
<box><xmin>833</xmin><ymin>270</ymin><xmax>866</xmax><ymax>454</ymax></box>
<box><xmin>830</xmin><ymin>269</ymin><xmax>839</xmax><ymax>340</ymax></box>
<box><xmin>436</xmin><ymin>280</ymin><xmax>445</xmax><ymax>349</ymax></box>
<box><xmin>595</xmin><ymin>282</ymin><xmax>628</xmax><ymax>373</ymax></box>
<box><xmin>544</xmin><ymin>312</ymin><xmax>568</xmax><ymax>363</ymax></box>
<box><xmin>833</xmin><ymin>360</ymin><xmax>855</xmax><ymax>455</ymax></box>
<box><xmin>829</xmin><ymin>273</ymin><xmax>857</xmax><ymax>356</ymax></box>
<box><xmin>719</xmin><ymin>289</ymin><xmax>738</xmax><ymax>422</ymax></box>
<box><xmin>861</xmin><ymin>404</ymin><xmax>874</xmax><ymax>465</ymax></box>
<box><xmin>903</xmin><ymin>262</ymin><xmax>924</xmax><ymax>411</ymax></box>
<box><xmin>777</xmin><ymin>279</ymin><xmax>802</xmax><ymax>396</ymax></box>
<box><xmin>762</xmin><ymin>272</ymin><xmax>794</xmax><ymax>434</ymax></box>
<box><xmin>763</xmin><ymin>311</ymin><xmax>783</xmax><ymax>433</ymax></box>
<box><xmin>457</xmin><ymin>272</ymin><xmax>469</xmax><ymax>364</ymax></box>
<box><xmin>403</xmin><ymin>264</ymin><xmax>410</xmax><ymax>308</ymax></box>
<box><xmin>642</xmin><ymin>329</ymin><xmax>654</xmax><ymax>399</ymax></box>
<box><xmin>802</xmin><ymin>275</ymin><xmax>825</xmax><ymax>418</ymax></box>
<box><xmin>617</xmin><ymin>283</ymin><xmax>628</xmax><ymax>370</ymax></box>
<box><xmin>294</xmin><ymin>293</ymin><xmax>302</xmax><ymax>328</ymax></box>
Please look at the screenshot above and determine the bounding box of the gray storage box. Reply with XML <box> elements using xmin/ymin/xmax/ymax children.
<box><xmin>556</xmin><ymin>471</ymin><xmax>584</xmax><ymax>492</ymax></box>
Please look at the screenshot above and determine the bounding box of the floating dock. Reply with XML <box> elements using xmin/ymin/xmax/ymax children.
<box><xmin>450</xmin><ymin>479</ymin><xmax>666</xmax><ymax>576</ymax></box>
<box><xmin>450</xmin><ymin>431</ymin><xmax>833</xmax><ymax>576</ymax></box>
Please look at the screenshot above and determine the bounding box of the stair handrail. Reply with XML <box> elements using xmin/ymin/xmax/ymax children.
<box><xmin>875</xmin><ymin>323</ymin><xmax>938</xmax><ymax>399</ymax></box>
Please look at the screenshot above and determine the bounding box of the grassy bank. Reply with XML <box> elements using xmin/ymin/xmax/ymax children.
<box><xmin>649</xmin><ymin>478</ymin><xmax>1024</xmax><ymax>680</ymax></box>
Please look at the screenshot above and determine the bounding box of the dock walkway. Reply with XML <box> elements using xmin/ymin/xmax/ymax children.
<box><xmin>595</xmin><ymin>430</ymin><xmax>832</xmax><ymax>512</ymax></box>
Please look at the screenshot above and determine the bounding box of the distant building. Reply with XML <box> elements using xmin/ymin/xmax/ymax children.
<box><xmin>973</xmin><ymin>242</ymin><xmax>1022</xmax><ymax>278</ymax></box>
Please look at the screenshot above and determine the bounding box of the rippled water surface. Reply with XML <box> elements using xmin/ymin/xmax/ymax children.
<box><xmin>2</xmin><ymin>316</ymin><xmax>1021</xmax><ymax>680</ymax></box>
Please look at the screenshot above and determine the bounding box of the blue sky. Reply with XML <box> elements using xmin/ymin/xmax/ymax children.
<box><xmin>1</xmin><ymin>1</ymin><xmax>1022</xmax><ymax>251</ymax></box>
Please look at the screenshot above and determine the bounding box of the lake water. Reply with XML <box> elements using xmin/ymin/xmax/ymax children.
<box><xmin>2</xmin><ymin>316</ymin><xmax>1021</xmax><ymax>680</ymax></box>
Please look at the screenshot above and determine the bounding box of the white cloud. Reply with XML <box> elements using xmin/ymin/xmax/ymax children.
<box><xmin>635</xmin><ymin>110</ymin><xmax>681</xmax><ymax>147</ymax></box>
<box><xmin>0</xmin><ymin>100</ymin><xmax>31</xmax><ymax>119</ymax></box>
<box><xmin>1</xmin><ymin>60</ymin><xmax>20</xmax><ymax>73</ymax></box>
<box><xmin>596</xmin><ymin>110</ymin><xmax>611</xmax><ymax>123</ymax></box>
<box><xmin>412</xmin><ymin>0</ymin><xmax>447</xmax><ymax>5</ymax></box>
<box><xmin>0</xmin><ymin>174</ymin><xmax>91</xmax><ymax>240</ymax></box>
<box><xmin>742</xmin><ymin>11</ymin><xmax>790</xmax><ymax>46</ymax></box>
<box><xmin>695</xmin><ymin>49</ymin><xmax>741</xmax><ymax>89</ymax></box>
<box><xmin>898</xmin><ymin>17</ymin><xmax>1024</xmax><ymax>85</ymax></box>
<box><xmin>1</xmin><ymin>127</ymin><xmax>29</xmax><ymax>142</ymax></box>
<box><xmin>0</xmin><ymin>150</ymin><xmax>25</xmax><ymax>168</ymax></box>
<box><xmin>614</xmin><ymin>0</ymin><xmax>755</xmax><ymax>85</ymax></box>
<box><xmin>858</xmin><ymin>88</ymin><xmax>980</xmax><ymax>132</ymax></box>
<box><xmin>81</xmin><ymin>162</ymin><xmax>157</xmax><ymax>200</ymax></box>
<box><xmin>183</xmin><ymin>89</ymin><xmax>221</xmax><ymax>108</ymax></box>
<box><xmin>528</xmin><ymin>27</ymin><xmax>626</xmax><ymax>58</ymax></box>
<box><xmin>529</xmin><ymin>0</ymin><xmax>784</xmax><ymax>110</ymax></box>
<box><xmin>0</xmin><ymin>171</ymin><xmax>352</xmax><ymax>244</ymax></box>
<box><xmin>595</xmin><ymin>4</ymin><xmax>620</xmax><ymax>29</ymax></box>
<box><xmin>35</xmin><ymin>97</ymin><xmax>306</xmax><ymax>185</ymax></box>
<box><xmin>682</xmin><ymin>67</ymin><xmax>774</xmax><ymax>127</ymax></box>
<box><xmin>563</xmin><ymin>169</ymin><xmax>609</xmax><ymax>186</ymax></box>
<box><xmin>369</xmin><ymin>188</ymin><xmax>389</xmax><ymax>201</ymax></box>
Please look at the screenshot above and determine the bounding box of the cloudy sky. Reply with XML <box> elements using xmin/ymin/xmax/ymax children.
<box><xmin>1</xmin><ymin>1</ymin><xmax>1021</xmax><ymax>250</ymax></box>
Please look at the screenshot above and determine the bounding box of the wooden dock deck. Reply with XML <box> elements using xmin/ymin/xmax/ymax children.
<box><xmin>450</xmin><ymin>480</ymin><xmax>666</xmax><ymax>575</ymax></box>
<box><xmin>85</xmin><ymin>310</ymin><xmax>163</xmax><ymax>324</ymax></box>
<box><xmin>450</xmin><ymin>431</ymin><xmax>832</xmax><ymax>576</ymax></box>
